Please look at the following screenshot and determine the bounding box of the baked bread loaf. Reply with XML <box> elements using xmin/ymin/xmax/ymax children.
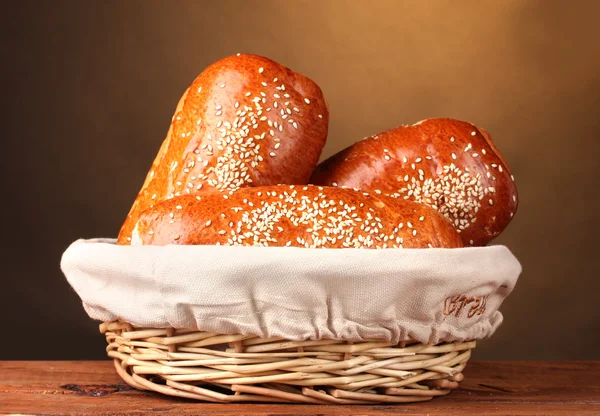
<box><xmin>126</xmin><ymin>185</ymin><xmax>464</xmax><ymax>249</ymax></box>
<box><xmin>118</xmin><ymin>54</ymin><xmax>329</xmax><ymax>243</ymax></box>
<box><xmin>310</xmin><ymin>118</ymin><xmax>518</xmax><ymax>246</ymax></box>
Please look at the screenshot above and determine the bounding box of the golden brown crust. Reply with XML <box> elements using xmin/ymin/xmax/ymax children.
<box><xmin>118</xmin><ymin>54</ymin><xmax>329</xmax><ymax>244</ymax></box>
<box><xmin>310</xmin><ymin>118</ymin><xmax>518</xmax><ymax>246</ymax></box>
<box><xmin>129</xmin><ymin>185</ymin><xmax>464</xmax><ymax>249</ymax></box>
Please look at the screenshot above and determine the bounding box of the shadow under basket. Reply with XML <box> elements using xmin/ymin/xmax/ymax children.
<box><xmin>101</xmin><ymin>321</ymin><xmax>475</xmax><ymax>404</ymax></box>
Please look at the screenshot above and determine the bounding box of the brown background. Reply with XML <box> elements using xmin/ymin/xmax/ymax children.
<box><xmin>1</xmin><ymin>0</ymin><xmax>599</xmax><ymax>360</ymax></box>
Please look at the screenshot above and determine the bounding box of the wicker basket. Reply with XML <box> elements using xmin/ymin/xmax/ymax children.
<box><xmin>101</xmin><ymin>320</ymin><xmax>475</xmax><ymax>404</ymax></box>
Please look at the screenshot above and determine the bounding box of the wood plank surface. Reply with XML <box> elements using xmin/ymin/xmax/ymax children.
<box><xmin>0</xmin><ymin>361</ymin><xmax>599</xmax><ymax>415</ymax></box>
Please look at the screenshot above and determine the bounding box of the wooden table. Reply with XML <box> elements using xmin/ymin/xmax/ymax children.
<box><xmin>1</xmin><ymin>361</ymin><xmax>598</xmax><ymax>415</ymax></box>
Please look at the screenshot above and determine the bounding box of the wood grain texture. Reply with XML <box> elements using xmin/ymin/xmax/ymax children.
<box><xmin>0</xmin><ymin>361</ymin><xmax>598</xmax><ymax>415</ymax></box>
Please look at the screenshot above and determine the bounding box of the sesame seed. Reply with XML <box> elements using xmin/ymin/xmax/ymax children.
<box><xmin>482</xmin><ymin>149</ymin><xmax>487</xmax><ymax>155</ymax></box>
<box><xmin>452</xmin><ymin>153</ymin><xmax>457</xmax><ymax>160</ymax></box>
<box><xmin>174</xmin><ymin>234</ymin><xmax>180</xmax><ymax>240</ymax></box>
<box><xmin>513</xmin><ymin>195</ymin><xmax>516</xmax><ymax>202</ymax></box>
<box><xmin>489</xmin><ymin>199</ymin><xmax>494</xmax><ymax>205</ymax></box>
<box><xmin>469</xmin><ymin>240</ymin><xmax>474</xmax><ymax>245</ymax></box>
<box><xmin>270</xmin><ymin>152</ymin><xmax>276</xmax><ymax>157</ymax></box>
<box><xmin>258</xmin><ymin>67</ymin><xmax>264</xmax><ymax>73</ymax></box>
<box><xmin>471</xmin><ymin>131</ymin><xmax>476</xmax><ymax>136</ymax></box>
<box><xmin>412</xmin><ymin>229</ymin><xmax>417</xmax><ymax>236</ymax></box>
<box><xmin>261</xmin><ymin>82</ymin><xmax>267</xmax><ymax>87</ymax></box>
<box><xmin>450</xmin><ymin>136</ymin><xmax>455</xmax><ymax>142</ymax></box>
<box><xmin>304</xmin><ymin>98</ymin><xmax>310</xmax><ymax>104</ymax></box>
<box><xmin>384</xmin><ymin>155</ymin><xmax>391</xmax><ymax>161</ymax></box>
<box><xmin>415</xmin><ymin>158</ymin><xmax>422</xmax><ymax>163</ymax></box>
<box><xmin>318</xmin><ymin>114</ymin><xmax>323</xmax><ymax>118</ymax></box>
<box><xmin>220</xmin><ymin>83</ymin><xmax>225</xmax><ymax>88</ymax></box>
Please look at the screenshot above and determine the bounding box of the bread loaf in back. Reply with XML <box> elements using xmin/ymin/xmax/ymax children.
<box><xmin>311</xmin><ymin>118</ymin><xmax>518</xmax><ymax>246</ymax></box>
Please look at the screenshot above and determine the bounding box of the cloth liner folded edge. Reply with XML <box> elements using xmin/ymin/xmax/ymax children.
<box><xmin>60</xmin><ymin>238</ymin><xmax>522</xmax><ymax>344</ymax></box>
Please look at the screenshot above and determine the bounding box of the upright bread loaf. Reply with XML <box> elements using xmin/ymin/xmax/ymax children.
<box><xmin>128</xmin><ymin>185</ymin><xmax>464</xmax><ymax>249</ymax></box>
<box><xmin>118</xmin><ymin>54</ymin><xmax>329</xmax><ymax>243</ymax></box>
<box><xmin>311</xmin><ymin>118</ymin><xmax>518</xmax><ymax>246</ymax></box>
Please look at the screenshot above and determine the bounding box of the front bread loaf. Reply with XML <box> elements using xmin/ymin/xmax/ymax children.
<box><xmin>310</xmin><ymin>118</ymin><xmax>518</xmax><ymax>246</ymax></box>
<box><xmin>118</xmin><ymin>54</ymin><xmax>329</xmax><ymax>243</ymax></box>
<box><xmin>128</xmin><ymin>185</ymin><xmax>464</xmax><ymax>249</ymax></box>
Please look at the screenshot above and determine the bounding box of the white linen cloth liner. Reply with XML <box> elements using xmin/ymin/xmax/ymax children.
<box><xmin>61</xmin><ymin>238</ymin><xmax>521</xmax><ymax>344</ymax></box>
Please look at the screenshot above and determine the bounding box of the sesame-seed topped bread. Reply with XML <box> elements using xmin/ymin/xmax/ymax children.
<box><xmin>127</xmin><ymin>185</ymin><xmax>464</xmax><ymax>249</ymax></box>
<box><xmin>310</xmin><ymin>118</ymin><xmax>518</xmax><ymax>246</ymax></box>
<box><xmin>118</xmin><ymin>54</ymin><xmax>329</xmax><ymax>244</ymax></box>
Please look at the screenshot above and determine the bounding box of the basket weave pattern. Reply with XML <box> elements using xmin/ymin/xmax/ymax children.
<box><xmin>101</xmin><ymin>321</ymin><xmax>475</xmax><ymax>404</ymax></box>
